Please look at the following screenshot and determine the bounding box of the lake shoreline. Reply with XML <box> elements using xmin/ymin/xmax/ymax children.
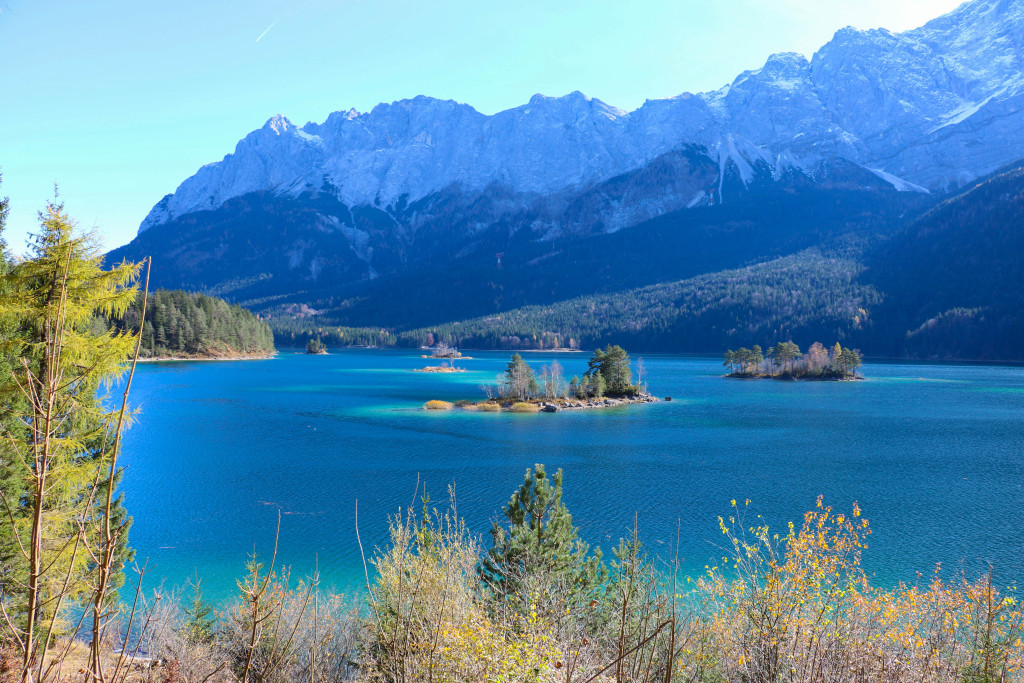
<box><xmin>137</xmin><ymin>353</ymin><xmax>276</xmax><ymax>363</ymax></box>
<box><xmin>426</xmin><ymin>394</ymin><xmax>660</xmax><ymax>413</ymax></box>
<box><xmin>723</xmin><ymin>373</ymin><xmax>864</xmax><ymax>382</ymax></box>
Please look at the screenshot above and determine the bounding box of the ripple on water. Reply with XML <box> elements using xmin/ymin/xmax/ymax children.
<box><xmin>118</xmin><ymin>351</ymin><xmax>1024</xmax><ymax>601</ymax></box>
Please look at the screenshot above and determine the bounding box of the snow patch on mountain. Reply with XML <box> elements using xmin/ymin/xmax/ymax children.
<box><xmin>864</xmin><ymin>168</ymin><xmax>931</xmax><ymax>193</ymax></box>
<box><xmin>138</xmin><ymin>0</ymin><xmax>1024</xmax><ymax>234</ymax></box>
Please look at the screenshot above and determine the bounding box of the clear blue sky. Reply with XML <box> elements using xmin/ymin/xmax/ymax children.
<box><xmin>0</xmin><ymin>0</ymin><xmax>963</xmax><ymax>252</ymax></box>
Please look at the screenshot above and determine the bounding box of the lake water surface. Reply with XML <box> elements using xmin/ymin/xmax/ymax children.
<box><xmin>119</xmin><ymin>350</ymin><xmax>1024</xmax><ymax>601</ymax></box>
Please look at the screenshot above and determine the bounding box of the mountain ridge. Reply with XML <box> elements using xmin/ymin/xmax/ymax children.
<box><xmin>136</xmin><ymin>0</ymin><xmax>1023</xmax><ymax>234</ymax></box>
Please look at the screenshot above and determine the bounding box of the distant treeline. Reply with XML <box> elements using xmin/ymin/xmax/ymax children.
<box><xmin>267</xmin><ymin>250</ymin><xmax>875</xmax><ymax>354</ymax></box>
<box><xmin>111</xmin><ymin>289</ymin><xmax>275</xmax><ymax>358</ymax></box>
<box><xmin>269</xmin><ymin>317</ymin><xmax>397</xmax><ymax>348</ymax></box>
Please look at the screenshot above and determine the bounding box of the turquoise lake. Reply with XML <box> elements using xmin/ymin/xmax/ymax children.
<box><xmin>118</xmin><ymin>350</ymin><xmax>1024</xmax><ymax>601</ymax></box>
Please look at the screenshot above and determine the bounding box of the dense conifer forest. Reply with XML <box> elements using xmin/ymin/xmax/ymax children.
<box><xmin>110</xmin><ymin>289</ymin><xmax>275</xmax><ymax>359</ymax></box>
<box><xmin>269</xmin><ymin>248</ymin><xmax>876</xmax><ymax>353</ymax></box>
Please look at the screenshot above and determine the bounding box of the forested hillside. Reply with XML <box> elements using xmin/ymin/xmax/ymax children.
<box><xmin>275</xmin><ymin>183</ymin><xmax>922</xmax><ymax>331</ymax></box>
<box><xmin>114</xmin><ymin>159</ymin><xmax>1022</xmax><ymax>360</ymax></box>
<box><xmin>258</xmin><ymin>160</ymin><xmax>1024</xmax><ymax>360</ymax></box>
<box><xmin>395</xmin><ymin>250</ymin><xmax>877</xmax><ymax>351</ymax></box>
<box><xmin>110</xmin><ymin>289</ymin><xmax>275</xmax><ymax>359</ymax></box>
<box><xmin>864</xmin><ymin>161</ymin><xmax>1024</xmax><ymax>359</ymax></box>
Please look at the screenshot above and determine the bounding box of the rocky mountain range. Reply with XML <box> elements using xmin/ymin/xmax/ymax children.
<box><xmin>137</xmin><ymin>0</ymin><xmax>1022</xmax><ymax>231</ymax></box>
<box><xmin>109</xmin><ymin>0</ymin><xmax>1024</xmax><ymax>358</ymax></box>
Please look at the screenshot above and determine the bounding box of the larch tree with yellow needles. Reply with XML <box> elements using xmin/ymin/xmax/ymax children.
<box><xmin>0</xmin><ymin>198</ymin><xmax>142</xmax><ymax>683</ymax></box>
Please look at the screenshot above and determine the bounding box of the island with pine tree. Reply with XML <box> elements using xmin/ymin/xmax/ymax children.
<box><xmin>723</xmin><ymin>341</ymin><xmax>863</xmax><ymax>380</ymax></box>
<box><xmin>306</xmin><ymin>337</ymin><xmax>328</xmax><ymax>354</ymax></box>
<box><xmin>424</xmin><ymin>345</ymin><xmax>658</xmax><ymax>412</ymax></box>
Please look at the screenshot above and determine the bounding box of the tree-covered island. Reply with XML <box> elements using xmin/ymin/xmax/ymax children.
<box><xmin>306</xmin><ymin>337</ymin><xmax>328</xmax><ymax>354</ymax></box>
<box><xmin>424</xmin><ymin>344</ymin><xmax>657</xmax><ymax>412</ymax></box>
<box><xmin>724</xmin><ymin>341</ymin><xmax>863</xmax><ymax>380</ymax></box>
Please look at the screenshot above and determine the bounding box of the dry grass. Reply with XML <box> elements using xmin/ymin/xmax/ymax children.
<box><xmin>510</xmin><ymin>402</ymin><xmax>540</xmax><ymax>413</ymax></box>
<box><xmin>422</xmin><ymin>400</ymin><xmax>454</xmax><ymax>411</ymax></box>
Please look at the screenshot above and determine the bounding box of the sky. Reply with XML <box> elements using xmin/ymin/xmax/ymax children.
<box><xmin>0</xmin><ymin>0</ymin><xmax>965</xmax><ymax>253</ymax></box>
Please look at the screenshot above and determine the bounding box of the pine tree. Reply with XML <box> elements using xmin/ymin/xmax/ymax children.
<box><xmin>182</xmin><ymin>579</ymin><xmax>217</xmax><ymax>645</ymax></box>
<box><xmin>736</xmin><ymin>347</ymin><xmax>751</xmax><ymax>374</ymax></box>
<box><xmin>479</xmin><ymin>465</ymin><xmax>607</xmax><ymax>620</ymax></box>
<box><xmin>723</xmin><ymin>349</ymin><xmax>737</xmax><ymax>374</ymax></box>
<box><xmin>586</xmin><ymin>345</ymin><xmax>633</xmax><ymax>395</ymax></box>
<box><xmin>0</xmin><ymin>199</ymin><xmax>141</xmax><ymax>678</ymax></box>
<box><xmin>750</xmin><ymin>345</ymin><xmax>765</xmax><ymax>374</ymax></box>
<box><xmin>0</xmin><ymin>172</ymin><xmax>27</xmax><ymax>611</ymax></box>
<box><xmin>0</xmin><ymin>172</ymin><xmax>9</xmax><ymax>263</ymax></box>
<box><xmin>503</xmin><ymin>353</ymin><xmax>538</xmax><ymax>400</ymax></box>
<box><xmin>607</xmin><ymin>519</ymin><xmax>666</xmax><ymax>678</ymax></box>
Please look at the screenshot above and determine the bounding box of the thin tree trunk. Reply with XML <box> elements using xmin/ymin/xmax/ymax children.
<box><xmin>88</xmin><ymin>257</ymin><xmax>150</xmax><ymax>683</ymax></box>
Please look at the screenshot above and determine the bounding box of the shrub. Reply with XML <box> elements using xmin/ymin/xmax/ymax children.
<box><xmin>692</xmin><ymin>497</ymin><xmax>1024</xmax><ymax>683</ymax></box>
<box><xmin>367</xmin><ymin>491</ymin><xmax>560</xmax><ymax>681</ymax></box>
<box><xmin>423</xmin><ymin>400</ymin><xmax>454</xmax><ymax>411</ymax></box>
<box><xmin>510</xmin><ymin>402</ymin><xmax>540</xmax><ymax>413</ymax></box>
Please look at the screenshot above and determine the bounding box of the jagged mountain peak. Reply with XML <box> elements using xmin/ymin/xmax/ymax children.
<box><xmin>137</xmin><ymin>0</ymin><xmax>1024</xmax><ymax>234</ymax></box>
<box><xmin>262</xmin><ymin>114</ymin><xmax>294</xmax><ymax>133</ymax></box>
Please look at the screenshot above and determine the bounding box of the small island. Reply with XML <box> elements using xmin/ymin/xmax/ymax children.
<box><xmin>723</xmin><ymin>341</ymin><xmax>863</xmax><ymax>380</ymax></box>
<box><xmin>424</xmin><ymin>345</ymin><xmax>657</xmax><ymax>412</ymax></box>
<box><xmin>306</xmin><ymin>337</ymin><xmax>328</xmax><ymax>355</ymax></box>
<box><xmin>414</xmin><ymin>360</ymin><xmax>467</xmax><ymax>373</ymax></box>
<box><xmin>420</xmin><ymin>343</ymin><xmax>472</xmax><ymax>360</ymax></box>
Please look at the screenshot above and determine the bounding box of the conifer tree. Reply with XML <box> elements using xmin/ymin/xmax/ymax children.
<box><xmin>586</xmin><ymin>345</ymin><xmax>633</xmax><ymax>395</ymax></box>
<box><xmin>750</xmin><ymin>345</ymin><xmax>765</xmax><ymax>374</ymax></box>
<box><xmin>182</xmin><ymin>580</ymin><xmax>217</xmax><ymax>646</ymax></box>
<box><xmin>0</xmin><ymin>172</ymin><xmax>9</xmax><ymax>263</ymax></box>
<box><xmin>0</xmin><ymin>172</ymin><xmax>26</xmax><ymax>610</ymax></box>
<box><xmin>723</xmin><ymin>349</ymin><xmax>736</xmax><ymax>374</ymax></box>
<box><xmin>736</xmin><ymin>347</ymin><xmax>751</xmax><ymax>374</ymax></box>
<box><xmin>503</xmin><ymin>353</ymin><xmax>538</xmax><ymax>400</ymax></box>
<box><xmin>0</xmin><ymin>199</ymin><xmax>141</xmax><ymax>680</ymax></box>
<box><xmin>480</xmin><ymin>465</ymin><xmax>606</xmax><ymax>619</ymax></box>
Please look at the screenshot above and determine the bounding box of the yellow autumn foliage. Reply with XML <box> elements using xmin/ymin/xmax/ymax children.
<box><xmin>688</xmin><ymin>497</ymin><xmax>1024</xmax><ymax>682</ymax></box>
<box><xmin>367</xmin><ymin>491</ymin><xmax>560</xmax><ymax>682</ymax></box>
